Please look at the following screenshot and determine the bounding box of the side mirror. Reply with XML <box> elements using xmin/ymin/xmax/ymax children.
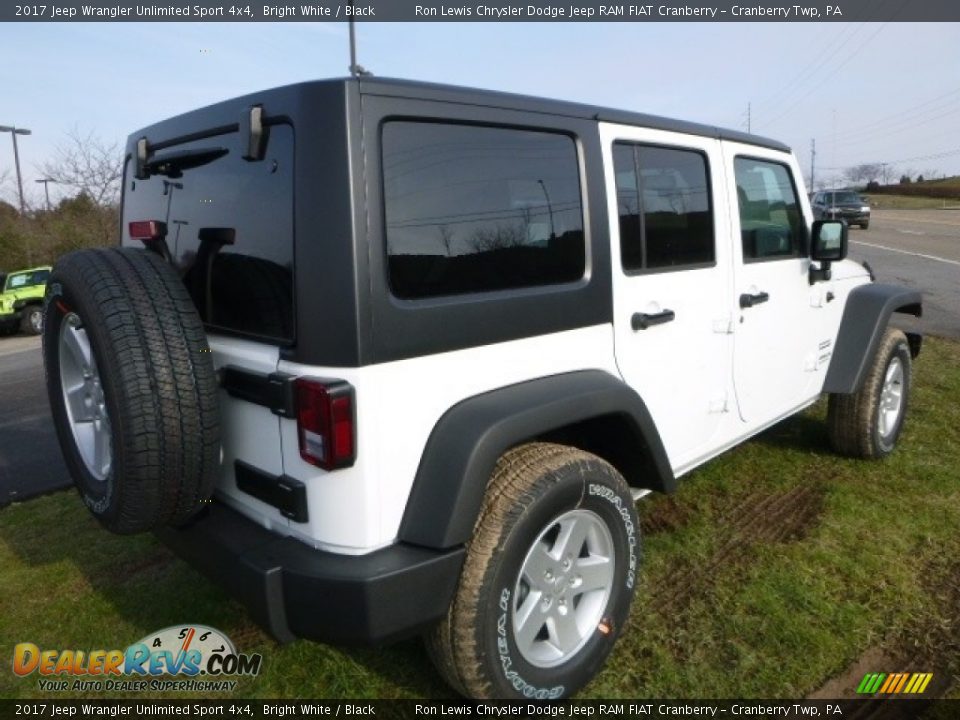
<box><xmin>812</xmin><ymin>220</ymin><xmax>848</xmax><ymax>261</ymax></box>
<box><xmin>810</xmin><ymin>220</ymin><xmax>848</xmax><ymax>283</ymax></box>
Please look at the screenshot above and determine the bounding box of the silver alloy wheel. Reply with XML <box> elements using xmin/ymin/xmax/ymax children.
<box><xmin>29</xmin><ymin>308</ymin><xmax>43</xmax><ymax>333</ymax></box>
<box><xmin>512</xmin><ymin>508</ymin><xmax>615</xmax><ymax>668</ymax></box>
<box><xmin>59</xmin><ymin>312</ymin><xmax>112</xmax><ymax>481</ymax></box>
<box><xmin>878</xmin><ymin>357</ymin><xmax>904</xmax><ymax>439</ymax></box>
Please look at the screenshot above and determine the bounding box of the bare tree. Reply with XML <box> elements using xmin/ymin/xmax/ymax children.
<box><xmin>468</xmin><ymin>223</ymin><xmax>527</xmax><ymax>252</ymax></box>
<box><xmin>0</xmin><ymin>168</ymin><xmax>12</xmax><ymax>205</ymax></box>
<box><xmin>40</xmin><ymin>128</ymin><xmax>123</xmax><ymax>206</ymax></box>
<box><xmin>437</xmin><ymin>224</ymin><xmax>455</xmax><ymax>256</ymax></box>
<box><xmin>843</xmin><ymin>163</ymin><xmax>883</xmax><ymax>187</ymax></box>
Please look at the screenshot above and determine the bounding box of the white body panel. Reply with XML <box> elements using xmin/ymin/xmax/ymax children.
<box><xmin>206</xmin><ymin>124</ymin><xmax>873</xmax><ymax>556</ymax></box>
<box><xmin>599</xmin><ymin>123</ymin><xmax>737</xmax><ymax>471</ymax></box>
<box><xmin>208</xmin><ymin>325</ymin><xmax>619</xmax><ymax>553</ymax></box>
<box><xmin>207</xmin><ymin>335</ymin><xmax>289</xmax><ymax>531</ymax></box>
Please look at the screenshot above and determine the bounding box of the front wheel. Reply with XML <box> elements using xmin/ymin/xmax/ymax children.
<box><xmin>426</xmin><ymin>443</ymin><xmax>640</xmax><ymax>699</ymax></box>
<box><xmin>827</xmin><ymin>328</ymin><xmax>912</xmax><ymax>458</ymax></box>
<box><xmin>21</xmin><ymin>305</ymin><xmax>43</xmax><ymax>335</ymax></box>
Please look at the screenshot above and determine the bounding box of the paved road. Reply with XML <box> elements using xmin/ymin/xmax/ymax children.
<box><xmin>0</xmin><ymin>336</ymin><xmax>71</xmax><ymax>507</ymax></box>
<box><xmin>0</xmin><ymin>210</ymin><xmax>955</xmax><ymax>506</ymax></box>
<box><xmin>848</xmin><ymin>209</ymin><xmax>960</xmax><ymax>339</ymax></box>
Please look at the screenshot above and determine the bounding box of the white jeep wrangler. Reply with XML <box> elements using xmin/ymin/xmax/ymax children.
<box><xmin>43</xmin><ymin>78</ymin><xmax>922</xmax><ymax>699</ymax></box>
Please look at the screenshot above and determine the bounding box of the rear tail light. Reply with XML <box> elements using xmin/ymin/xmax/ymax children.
<box><xmin>294</xmin><ymin>378</ymin><xmax>356</xmax><ymax>470</ymax></box>
<box><xmin>128</xmin><ymin>220</ymin><xmax>167</xmax><ymax>242</ymax></box>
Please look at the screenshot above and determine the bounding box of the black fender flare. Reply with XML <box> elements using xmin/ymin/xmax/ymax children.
<box><xmin>823</xmin><ymin>283</ymin><xmax>922</xmax><ymax>395</ymax></box>
<box><xmin>397</xmin><ymin>370</ymin><xmax>675</xmax><ymax>550</ymax></box>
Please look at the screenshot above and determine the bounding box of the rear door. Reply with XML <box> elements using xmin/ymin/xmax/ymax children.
<box><xmin>121</xmin><ymin>124</ymin><xmax>296</xmax><ymax>531</ymax></box>
<box><xmin>601</xmin><ymin>124</ymin><xmax>735</xmax><ymax>473</ymax></box>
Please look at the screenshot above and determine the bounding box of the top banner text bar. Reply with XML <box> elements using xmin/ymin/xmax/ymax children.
<box><xmin>4</xmin><ymin>0</ymin><xmax>959</xmax><ymax>22</ymax></box>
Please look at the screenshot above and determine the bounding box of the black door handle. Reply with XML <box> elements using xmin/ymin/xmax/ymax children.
<box><xmin>631</xmin><ymin>309</ymin><xmax>675</xmax><ymax>331</ymax></box>
<box><xmin>739</xmin><ymin>291</ymin><xmax>770</xmax><ymax>309</ymax></box>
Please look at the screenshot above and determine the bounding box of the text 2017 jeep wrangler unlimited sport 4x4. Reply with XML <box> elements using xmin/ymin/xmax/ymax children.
<box><xmin>43</xmin><ymin>78</ymin><xmax>921</xmax><ymax>699</ymax></box>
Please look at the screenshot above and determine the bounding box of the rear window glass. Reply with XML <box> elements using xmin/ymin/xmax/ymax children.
<box><xmin>122</xmin><ymin>124</ymin><xmax>295</xmax><ymax>343</ymax></box>
<box><xmin>382</xmin><ymin>122</ymin><xmax>585</xmax><ymax>299</ymax></box>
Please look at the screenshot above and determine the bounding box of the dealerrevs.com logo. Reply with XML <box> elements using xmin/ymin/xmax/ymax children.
<box><xmin>13</xmin><ymin>625</ymin><xmax>262</xmax><ymax>692</ymax></box>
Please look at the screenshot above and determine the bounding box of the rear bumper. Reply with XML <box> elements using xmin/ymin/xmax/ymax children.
<box><xmin>155</xmin><ymin>502</ymin><xmax>464</xmax><ymax>645</ymax></box>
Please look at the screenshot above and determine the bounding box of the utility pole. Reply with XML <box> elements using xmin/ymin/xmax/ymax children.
<box><xmin>0</xmin><ymin>125</ymin><xmax>32</xmax><ymax>215</ymax></box>
<box><xmin>747</xmin><ymin>102</ymin><xmax>751</xmax><ymax>134</ymax></box>
<box><xmin>537</xmin><ymin>179</ymin><xmax>555</xmax><ymax>240</ymax></box>
<box><xmin>810</xmin><ymin>139</ymin><xmax>816</xmax><ymax>192</ymax></box>
<box><xmin>36</xmin><ymin>178</ymin><xmax>55</xmax><ymax>211</ymax></box>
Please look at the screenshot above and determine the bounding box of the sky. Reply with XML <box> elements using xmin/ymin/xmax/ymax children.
<box><xmin>1</xmin><ymin>20</ymin><xmax>959</xmax><ymax>207</ymax></box>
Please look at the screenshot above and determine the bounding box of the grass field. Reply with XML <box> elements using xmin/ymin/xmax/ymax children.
<box><xmin>2</xmin><ymin>338</ymin><xmax>959</xmax><ymax>700</ymax></box>
<box><xmin>866</xmin><ymin>195</ymin><xmax>960</xmax><ymax>210</ymax></box>
<box><xmin>865</xmin><ymin>176</ymin><xmax>960</xmax><ymax>209</ymax></box>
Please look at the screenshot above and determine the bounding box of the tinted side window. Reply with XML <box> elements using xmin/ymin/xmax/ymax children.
<box><xmin>122</xmin><ymin>125</ymin><xmax>295</xmax><ymax>343</ymax></box>
<box><xmin>613</xmin><ymin>142</ymin><xmax>714</xmax><ymax>272</ymax></box>
<box><xmin>734</xmin><ymin>157</ymin><xmax>805</xmax><ymax>261</ymax></box>
<box><xmin>382</xmin><ymin>122</ymin><xmax>585</xmax><ymax>299</ymax></box>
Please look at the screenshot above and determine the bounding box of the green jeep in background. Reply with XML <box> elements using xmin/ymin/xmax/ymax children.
<box><xmin>0</xmin><ymin>266</ymin><xmax>52</xmax><ymax>336</ymax></box>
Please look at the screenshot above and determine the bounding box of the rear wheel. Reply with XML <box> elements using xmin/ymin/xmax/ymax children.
<box><xmin>827</xmin><ymin>328</ymin><xmax>911</xmax><ymax>459</ymax></box>
<box><xmin>43</xmin><ymin>247</ymin><xmax>221</xmax><ymax>533</ymax></box>
<box><xmin>20</xmin><ymin>305</ymin><xmax>43</xmax><ymax>335</ymax></box>
<box><xmin>426</xmin><ymin>443</ymin><xmax>640</xmax><ymax>699</ymax></box>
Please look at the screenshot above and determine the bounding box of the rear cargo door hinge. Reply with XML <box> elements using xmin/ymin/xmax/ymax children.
<box><xmin>220</xmin><ymin>366</ymin><xmax>296</xmax><ymax>418</ymax></box>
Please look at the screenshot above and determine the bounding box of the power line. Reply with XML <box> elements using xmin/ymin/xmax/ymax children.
<box><xmin>819</xmin><ymin>146</ymin><xmax>960</xmax><ymax>171</ymax></box>
<box><xmin>751</xmin><ymin>22</ymin><xmax>866</xmax><ymax>118</ymax></box>
<box><xmin>829</xmin><ymin>97</ymin><xmax>960</xmax><ymax>145</ymax></box>
<box><xmin>830</xmin><ymin>85</ymin><xmax>960</xmax><ymax>140</ymax></box>
<box><xmin>762</xmin><ymin>20</ymin><xmax>893</xmax><ymax>128</ymax></box>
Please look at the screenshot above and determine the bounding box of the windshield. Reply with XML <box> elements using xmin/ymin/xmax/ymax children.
<box><xmin>827</xmin><ymin>192</ymin><xmax>862</xmax><ymax>204</ymax></box>
<box><xmin>4</xmin><ymin>269</ymin><xmax>50</xmax><ymax>291</ymax></box>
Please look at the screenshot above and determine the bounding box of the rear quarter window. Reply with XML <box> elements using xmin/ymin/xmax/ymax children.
<box><xmin>381</xmin><ymin>121</ymin><xmax>586</xmax><ymax>299</ymax></box>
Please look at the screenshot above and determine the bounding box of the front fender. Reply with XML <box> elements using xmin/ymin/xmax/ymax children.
<box><xmin>823</xmin><ymin>283</ymin><xmax>922</xmax><ymax>395</ymax></box>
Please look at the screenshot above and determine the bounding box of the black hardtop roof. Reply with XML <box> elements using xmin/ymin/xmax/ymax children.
<box><xmin>358</xmin><ymin>76</ymin><xmax>791</xmax><ymax>153</ymax></box>
<box><xmin>129</xmin><ymin>77</ymin><xmax>791</xmax><ymax>155</ymax></box>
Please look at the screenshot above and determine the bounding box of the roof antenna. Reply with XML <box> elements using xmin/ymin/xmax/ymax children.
<box><xmin>348</xmin><ymin>3</ymin><xmax>373</xmax><ymax>77</ymax></box>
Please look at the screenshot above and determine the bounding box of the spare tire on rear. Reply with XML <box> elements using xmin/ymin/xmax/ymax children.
<box><xmin>43</xmin><ymin>247</ymin><xmax>220</xmax><ymax>534</ymax></box>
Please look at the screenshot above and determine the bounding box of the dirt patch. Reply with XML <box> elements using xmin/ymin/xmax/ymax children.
<box><xmin>809</xmin><ymin>559</ymin><xmax>960</xmax><ymax>702</ymax></box>
<box><xmin>225</xmin><ymin>618</ymin><xmax>270</xmax><ymax>650</ymax></box>
<box><xmin>641</xmin><ymin>496</ymin><xmax>695</xmax><ymax>535</ymax></box>
<box><xmin>727</xmin><ymin>484</ymin><xmax>826</xmax><ymax>544</ymax></box>
<box><xmin>648</xmin><ymin>484</ymin><xmax>827</xmax><ymax>617</ymax></box>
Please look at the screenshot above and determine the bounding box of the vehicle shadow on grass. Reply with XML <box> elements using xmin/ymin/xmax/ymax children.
<box><xmin>750</xmin><ymin>411</ymin><xmax>835</xmax><ymax>455</ymax></box>
<box><xmin>0</xmin><ymin>491</ymin><xmax>449</xmax><ymax>699</ymax></box>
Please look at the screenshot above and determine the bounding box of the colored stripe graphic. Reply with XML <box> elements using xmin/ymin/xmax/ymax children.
<box><xmin>904</xmin><ymin>674</ymin><xmax>920</xmax><ymax>693</ymax></box>
<box><xmin>857</xmin><ymin>672</ymin><xmax>933</xmax><ymax>694</ymax></box>
<box><xmin>879</xmin><ymin>674</ymin><xmax>896</xmax><ymax>693</ymax></box>
<box><xmin>893</xmin><ymin>674</ymin><xmax>908</xmax><ymax>693</ymax></box>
